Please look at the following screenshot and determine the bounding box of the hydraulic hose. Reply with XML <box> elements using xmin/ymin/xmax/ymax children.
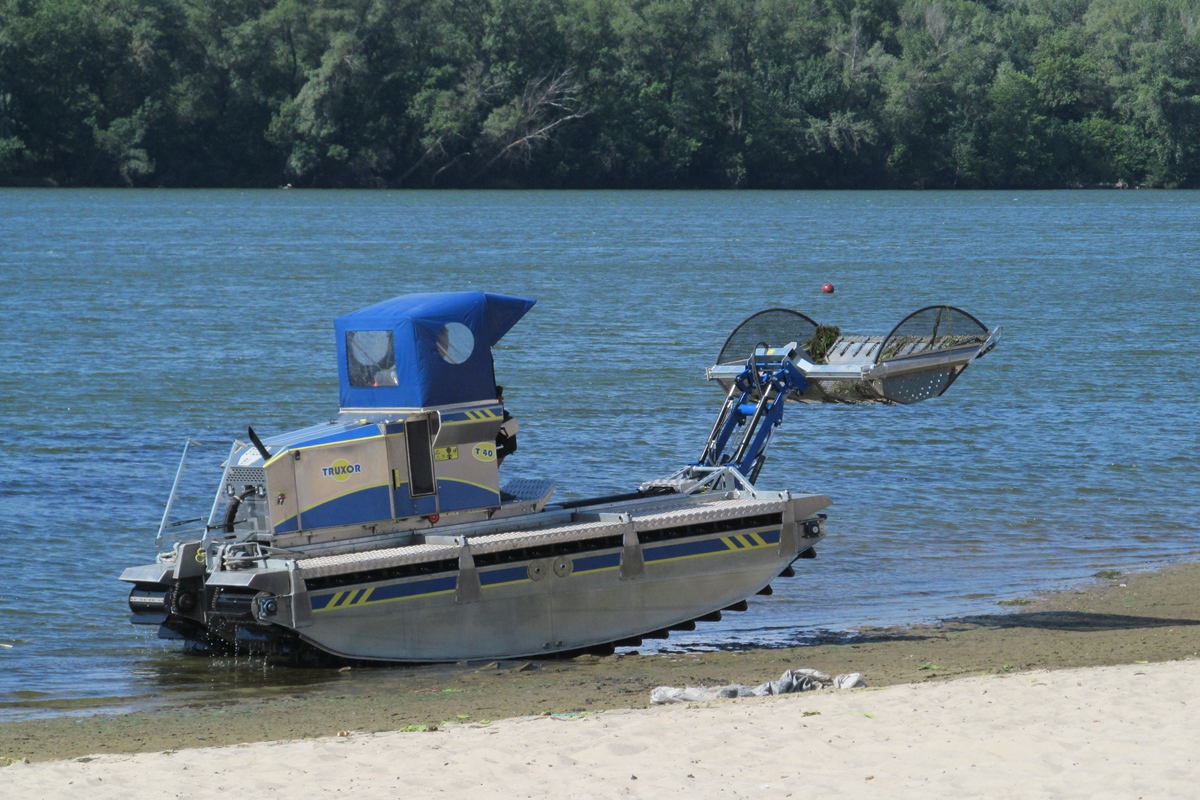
<box><xmin>222</xmin><ymin>488</ymin><xmax>257</xmax><ymax>534</ymax></box>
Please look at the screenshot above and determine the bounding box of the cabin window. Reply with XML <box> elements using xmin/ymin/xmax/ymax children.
<box><xmin>346</xmin><ymin>330</ymin><xmax>397</xmax><ymax>387</ymax></box>
<box><xmin>436</xmin><ymin>322</ymin><xmax>475</xmax><ymax>364</ymax></box>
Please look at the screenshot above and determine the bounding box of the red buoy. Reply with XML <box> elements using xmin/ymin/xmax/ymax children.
<box><xmin>821</xmin><ymin>282</ymin><xmax>835</xmax><ymax>294</ymax></box>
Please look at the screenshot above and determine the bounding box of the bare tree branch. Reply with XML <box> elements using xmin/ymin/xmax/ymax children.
<box><xmin>432</xmin><ymin>151</ymin><xmax>471</xmax><ymax>182</ymax></box>
<box><xmin>475</xmin><ymin>69</ymin><xmax>590</xmax><ymax>178</ymax></box>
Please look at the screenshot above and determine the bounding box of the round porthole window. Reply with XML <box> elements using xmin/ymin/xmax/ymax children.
<box><xmin>436</xmin><ymin>322</ymin><xmax>475</xmax><ymax>364</ymax></box>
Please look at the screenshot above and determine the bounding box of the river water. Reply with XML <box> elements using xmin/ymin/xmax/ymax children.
<box><xmin>1</xmin><ymin>189</ymin><xmax>1197</xmax><ymax>718</ymax></box>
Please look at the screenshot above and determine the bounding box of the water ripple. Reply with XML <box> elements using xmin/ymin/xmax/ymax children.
<box><xmin>1</xmin><ymin>189</ymin><xmax>1197</xmax><ymax>715</ymax></box>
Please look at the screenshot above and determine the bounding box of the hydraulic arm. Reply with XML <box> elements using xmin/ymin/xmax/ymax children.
<box><xmin>698</xmin><ymin>345</ymin><xmax>808</xmax><ymax>483</ymax></box>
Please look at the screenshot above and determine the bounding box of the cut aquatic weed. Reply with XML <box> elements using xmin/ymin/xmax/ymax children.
<box><xmin>919</xmin><ymin>662</ymin><xmax>940</xmax><ymax>671</ymax></box>
<box><xmin>1093</xmin><ymin>570</ymin><xmax>1122</xmax><ymax>579</ymax></box>
<box><xmin>803</xmin><ymin>325</ymin><xmax>841</xmax><ymax>363</ymax></box>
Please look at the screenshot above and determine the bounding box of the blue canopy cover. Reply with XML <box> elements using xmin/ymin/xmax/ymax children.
<box><xmin>335</xmin><ymin>292</ymin><xmax>536</xmax><ymax>409</ymax></box>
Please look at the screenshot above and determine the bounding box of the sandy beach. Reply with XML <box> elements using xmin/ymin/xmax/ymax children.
<box><xmin>5</xmin><ymin>562</ymin><xmax>1200</xmax><ymax>796</ymax></box>
<box><xmin>5</xmin><ymin>659</ymin><xmax>1198</xmax><ymax>798</ymax></box>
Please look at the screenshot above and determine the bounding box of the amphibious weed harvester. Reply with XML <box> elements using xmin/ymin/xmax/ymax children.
<box><xmin>122</xmin><ymin>294</ymin><xmax>998</xmax><ymax>662</ymax></box>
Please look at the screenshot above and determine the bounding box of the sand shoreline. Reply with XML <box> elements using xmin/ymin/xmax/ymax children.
<box><xmin>6</xmin><ymin>659</ymin><xmax>1200</xmax><ymax>798</ymax></box>
<box><xmin>4</xmin><ymin>561</ymin><xmax>1200</xmax><ymax>771</ymax></box>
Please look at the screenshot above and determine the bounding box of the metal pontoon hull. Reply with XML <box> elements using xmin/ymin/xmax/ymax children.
<box><xmin>297</xmin><ymin>495</ymin><xmax>827</xmax><ymax>661</ymax></box>
<box><xmin>124</xmin><ymin>491</ymin><xmax>829</xmax><ymax>662</ymax></box>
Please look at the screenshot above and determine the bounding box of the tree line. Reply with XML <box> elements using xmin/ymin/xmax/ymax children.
<box><xmin>2</xmin><ymin>0</ymin><xmax>1198</xmax><ymax>189</ymax></box>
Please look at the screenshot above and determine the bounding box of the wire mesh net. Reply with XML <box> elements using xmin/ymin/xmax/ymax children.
<box><xmin>877</xmin><ymin>306</ymin><xmax>989</xmax><ymax>363</ymax></box>
<box><xmin>716</xmin><ymin>309</ymin><xmax>819</xmax><ymax>365</ymax></box>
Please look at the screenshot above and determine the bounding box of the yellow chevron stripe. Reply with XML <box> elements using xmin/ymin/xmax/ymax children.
<box><xmin>441</xmin><ymin>409</ymin><xmax>501</xmax><ymax>426</ymax></box>
<box><xmin>313</xmin><ymin>586</ymin><xmax>454</xmax><ymax>613</ymax></box>
<box><xmin>718</xmin><ymin>531</ymin><xmax>774</xmax><ymax>553</ymax></box>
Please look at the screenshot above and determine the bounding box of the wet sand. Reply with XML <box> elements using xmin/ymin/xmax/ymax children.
<box><xmin>3</xmin><ymin>563</ymin><xmax>1200</xmax><ymax>765</ymax></box>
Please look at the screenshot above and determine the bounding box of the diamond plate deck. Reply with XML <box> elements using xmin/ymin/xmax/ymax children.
<box><xmin>630</xmin><ymin>497</ymin><xmax>787</xmax><ymax>531</ymax></box>
<box><xmin>501</xmin><ymin>477</ymin><xmax>557</xmax><ymax>502</ymax></box>
<box><xmin>464</xmin><ymin>520</ymin><xmax>628</xmax><ymax>554</ymax></box>
<box><xmin>299</xmin><ymin>542</ymin><xmax>461</xmax><ymax>579</ymax></box>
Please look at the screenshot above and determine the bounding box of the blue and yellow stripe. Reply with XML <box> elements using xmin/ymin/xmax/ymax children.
<box><xmin>311</xmin><ymin>574</ymin><xmax>456</xmax><ymax>612</ymax></box>
<box><xmin>309</xmin><ymin>526</ymin><xmax>782</xmax><ymax>613</ymax></box>
<box><xmin>644</xmin><ymin>528</ymin><xmax>781</xmax><ymax>564</ymax></box>
<box><xmin>441</xmin><ymin>408</ymin><xmax>503</xmax><ymax>425</ymax></box>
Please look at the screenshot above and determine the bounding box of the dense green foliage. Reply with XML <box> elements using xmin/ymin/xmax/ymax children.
<box><xmin>2</xmin><ymin>0</ymin><xmax>1198</xmax><ymax>187</ymax></box>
